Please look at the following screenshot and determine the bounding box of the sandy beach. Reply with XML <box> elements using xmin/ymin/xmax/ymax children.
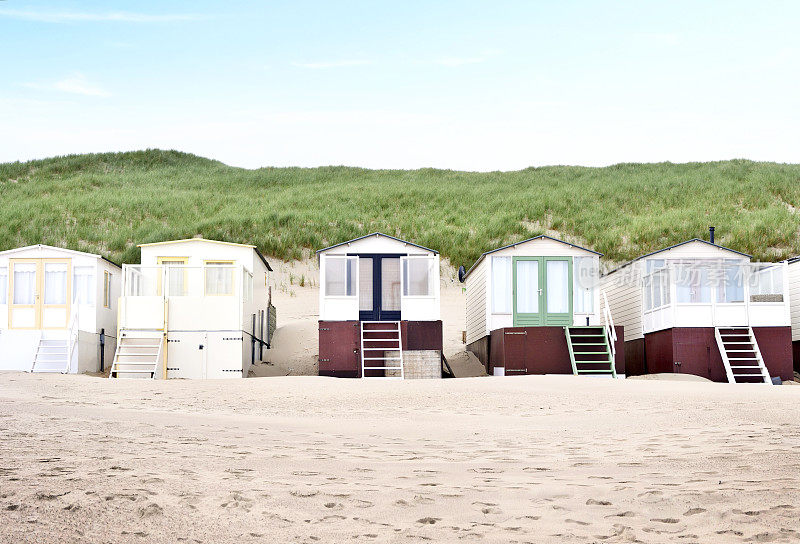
<box><xmin>2</xmin><ymin>372</ymin><xmax>800</xmax><ymax>543</ymax></box>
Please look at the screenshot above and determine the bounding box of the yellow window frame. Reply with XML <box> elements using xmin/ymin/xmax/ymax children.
<box><xmin>204</xmin><ymin>260</ymin><xmax>235</xmax><ymax>296</ymax></box>
<box><xmin>156</xmin><ymin>256</ymin><xmax>189</xmax><ymax>296</ymax></box>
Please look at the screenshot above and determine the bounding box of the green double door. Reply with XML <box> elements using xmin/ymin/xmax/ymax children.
<box><xmin>512</xmin><ymin>256</ymin><xmax>573</xmax><ymax>326</ymax></box>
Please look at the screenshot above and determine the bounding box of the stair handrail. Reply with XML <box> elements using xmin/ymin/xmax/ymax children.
<box><xmin>30</xmin><ymin>330</ymin><xmax>44</xmax><ymax>372</ymax></box>
<box><xmin>602</xmin><ymin>291</ymin><xmax>617</xmax><ymax>368</ymax></box>
<box><xmin>154</xmin><ymin>336</ymin><xmax>164</xmax><ymax>380</ymax></box>
<box><xmin>65</xmin><ymin>302</ymin><xmax>79</xmax><ymax>373</ymax></box>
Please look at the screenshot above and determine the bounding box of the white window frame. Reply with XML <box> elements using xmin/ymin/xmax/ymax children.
<box><xmin>573</xmin><ymin>256</ymin><xmax>597</xmax><ymax>315</ymax></box>
<box><xmin>491</xmin><ymin>256</ymin><xmax>512</xmax><ymax>314</ymax></box>
<box><xmin>0</xmin><ymin>266</ymin><xmax>7</xmax><ymax>305</ymax></box>
<box><xmin>323</xmin><ymin>255</ymin><xmax>357</xmax><ymax>298</ymax></box>
<box><xmin>401</xmin><ymin>255</ymin><xmax>435</xmax><ymax>298</ymax></box>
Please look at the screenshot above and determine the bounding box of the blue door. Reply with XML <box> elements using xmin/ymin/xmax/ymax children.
<box><xmin>356</xmin><ymin>254</ymin><xmax>402</xmax><ymax>321</ymax></box>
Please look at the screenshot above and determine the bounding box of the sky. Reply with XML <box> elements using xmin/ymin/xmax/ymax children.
<box><xmin>1</xmin><ymin>0</ymin><xmax>799</xmax><ymax>170</ymax></box>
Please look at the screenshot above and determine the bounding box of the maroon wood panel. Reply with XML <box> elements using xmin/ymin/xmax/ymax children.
<box><xmin>624</xmin><ymin>338</ymin><xmax>646</xmax><ymax>376</ymax></box>
<box><xmin>752</xmin><ymin>327</ymin><xmax>793</xmax><ymax>382</ymax></box>
<box><xmin>612</xmin><ymin>326</ymin><xmax>625</xmax><ymax>375</ymax></box>
<box><xmin>674</xmin><ymin>339</ymin><xmax>714</xmax><ymax>380</ymax></box>
<box><xmin>644</xmin><ymin>327</ymin><xmax>792</xmax><ymax>382</ymax></box>
<box><xmin>466</xmin><ymin>336</ymin><xmax>489</xmax><ymax>372</ymax></box>
<box><xmin>318</xmin><ymin>321</ymin><xmax>360</xmax><ymax>378</ymax></box>
<box><xmin>793</xmin><ymin>340</ymin><xmax>800</xmax><ymax>374</ymax></box>
<box><xmin>318</xmin><ymin>320</ymin><xmax>443</xmax><ymax>378</ymax></box>
<box><xmin>489</xmin><ymin>329</ymin><xmax>504</xmax><ymax>374</ymax></box>
<box><xmin>401</xmin><ymin>321</ymin><xmax>443</xmax><ymax>351</ymax></box>
<box><xmin>502</xmin><ymin>328</ymin><xmax>529</xmax><ymax>375</ymax></box>
<box><xmin>486</xmin><ymin>326</ymin><xmax>625</xmax><ymax>375</ymax></box>
<box><xmin>644</xmin><ymin>329</ymin><xmax>674</xmax><ymax>374</ymax></box>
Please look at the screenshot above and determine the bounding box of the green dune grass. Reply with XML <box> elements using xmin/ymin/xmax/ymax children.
<box><xmin>1</xmin><ymin>149</ymin><xmax>799</xmax><ymax>267</ymax></box>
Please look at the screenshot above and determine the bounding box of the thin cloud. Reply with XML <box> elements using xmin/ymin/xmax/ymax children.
<box><xmin>0</xmin><ymin>9</ymin><xmax>206</xmax><ymax>23</ymax></box>
<box><xmin>434</xmin><ymin>49</ymin><xmax>500</xmax><ymax>67</ymax></box>
<box><xmin>291</xmin><ymin>60</ymin><xmax>373</xmax><ymax>69</ymax></box>
<box><xmin>24</xmin><ymin>75</ymin><xmax>110</xmax><ymax>97</ymax></box>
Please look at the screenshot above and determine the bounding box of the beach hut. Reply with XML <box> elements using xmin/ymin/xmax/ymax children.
<box><xmin>114</xmin><ymin>238</ymin><xmax>275</xmax><ymax>379</ymax></box>
<box><xmin>0</xmin><ymin>244</ymin><xmax>120</xmax><ymax>373</ymax></box>
<box><xmin>783</xmin><ymin>256</ymin><xmax>800</xmax><ymax>374</ymax></box>
<box><xmin>601</xmin><ymin>231</ymin><xmax>792</xmax><ymax>383</ymax></box>
<box><xmin>317</xmin><ymin>233</ymin><xmax>445</xmax><ymax>378</ymax></box>
<box><xmin>461</xmin><ymin>235</ymin><xmax>623</xmax><ymax>377</ymax></box>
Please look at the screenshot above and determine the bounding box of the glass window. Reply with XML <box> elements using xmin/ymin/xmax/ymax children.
<box><xmin>159</xmin><ymin>259</ymin><xmax>188</xmax><ymax>296</ymax></box>
<box><xmin>241</xmin><ymin>270</ymin><xmax>253</xmax><ymax>302</ymax></box>
<box><xmin>359</xmin><ymin>258</ymin><xmax>373</xmax><ymax>311</ymax></box>
<box><xmin>103</xmin><ymin>271</ymin><xmax>112</xmax><ymax>308</ymax></box>
<box><xmin>44</xmin><ymin>263</ymin><xmax>68</xmax><ymax>305</ymax></box>
<box><xmin>643</xmin><ymin>275</ymin><xmax>652</xmax><ymax>310</ymax></box>
<box><xmin>324</xmin><ymin>257</ymin><xmax>355</xmax><ymax>296</ymax></box>
<box><xmin>13</xmin><ymin>263</ymin><xmax>36</xmax><ymax>305</ymax></box>
<box><xmin>0</xmin><ymin>267</ymin><xmax>7</xmax><ymax>304</ymax></box>
<box><xmin>716</xmin><ymin>262</ymin><xmax>744</xmax><ymax>303</ymax></box>
<box><xmin>73</xmin><ymin>266</ymin><xmax>95</xmax><ymax>305</ymax></box>
<box><xmin>402</xmin><ymin>257</ymin><xmax>432</xmax><ymax>297</ymax></box>
<box><xmin>573</xmin><ymin>257</ymin><xmax>596</xmax><ymax>314</ymax></box>
<box><xmin>646</xmin><ymin>259</ymin><xmax>665</xmax><ymax>273</ymax></box>
<box><xmin>546</xmin><ymin>260</ymin><xmax>569</xmax><ymax>313</ymax></box>
<box><xmin>205</xmin><ymin>261</ymin><xmax>234</xmax><ymax>296</ymax></box>
<box><xmin>750</xmin><ymin>265</ymin><xmax>784</xmax><ymax>302</ymax></box>
<box><xmin>491</xmin><ymin>256</ymin><xmax>512</xmax><ymax>313</ymax></box>
<box><xmin>515</xmin><ymin>259</ymin><xmax>539</xmax><ymax>313</ymax></box>
<box><xmin>383</xmin><ymin>258</ymin><xmax>401</xmax><ymax>310</ymax></box>
<box><xmin>676</xmin><ymin>264</ymin><xmax>711</xmax><ymax>303</ymax></box>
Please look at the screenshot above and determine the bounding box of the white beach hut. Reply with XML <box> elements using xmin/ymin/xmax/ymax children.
<box><xmin>317</xmin><ymin>232</ymin><xmax>444</xmax><ymax>378</ymax></box>
<box><xmin>0</xmin><ymin>244</ymin><xmax>120</xmax><ymax>373</ymax></box>
<box><xmin>461</xmin><ymin>235</ymin><xmax>622</xmax><ymax>377</ymax></box>
<box><xmin>601</xmin><ymin>234</ymin><xmax>792</xmax><ymax>383</ymax></box>
<box><xmin>114</xmin><ymin>237</ymin><xmax>275</xmax><ymax>379</ymax></box>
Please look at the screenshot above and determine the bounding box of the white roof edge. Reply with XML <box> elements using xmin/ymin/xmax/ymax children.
<box><xmin>0</xmin><ymin>244</ymin><xmax>122</xmax><ymax>269</ymax></box>
<box><xmin>137</xmin><ymin>237</ymin><xmax>256</xmax><ymax>249</ymax></box>
<box><xmin>0</xmin><ymin>244</ymin><xmax>100</xmax><ymax>259</ymax></box>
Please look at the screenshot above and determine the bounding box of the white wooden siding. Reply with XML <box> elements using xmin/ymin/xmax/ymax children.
<box><xmin>465</xmin><ymin>258</ymin><xmax>487</xmax><ymax>345</ymax></box>
<box><xmin>788</xmin><ymin>260</ymin><xmax>800</xmax><ymax>341</ymax></box>
<box><xmin>601</xmin><ymin>264</ymin><xmax>643</xmax><ymax>341</ymax></box>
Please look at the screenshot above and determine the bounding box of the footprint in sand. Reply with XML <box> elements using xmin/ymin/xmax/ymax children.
<box><xmin>586</xmin><ymin>499</ymin><xmax>612</xmax><ymax>506</ymax></box>
<box><xmin>417</xmin><ymin>517</ymin><xmax>441</xmax><ymax>524</ymax></box>
<box><xmin>290</xmin><ymin>490</ymin><xmax>319</xmax><ymax>498</ymax></box>
<box><xmin>684</xmin><ymin>508</ymin><xmax>707</xmax><ymax>516</ymax></box>
<box><xmin>137</xmin><ymin>502</ymin><xmax>163</xmax><ymax>518</ymax></box>
<box><xmin>220</xmin><ymin>492</ymin><xmax>253</xmax><ymax>511</ymax></box>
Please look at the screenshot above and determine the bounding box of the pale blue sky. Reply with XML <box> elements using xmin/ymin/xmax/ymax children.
<box><xmin>1</xmin><ymin>1</ymin><xmax>798</xmax><ymax>169</ymax></box>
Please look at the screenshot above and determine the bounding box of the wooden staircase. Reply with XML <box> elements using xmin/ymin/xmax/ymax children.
<box><xmin>110</xmin><ymin>336</ymin><xmax>163</xmax><ymax>379</ymax></box>
<box><xmin>565</xmin><ymin>326</ymin><xmax>616</xmax><ymax>377</ymax></box>
<box><xmin>31</xmin><ymin>338</ymin><xmax>69</xmax><ymax>373</ymax></box>
<box><xmin>360</xmin><ymin>321</ymin><xmax>404</xmax><ymax>379</ymax></box>
<box><xmin>715</xmin><ymin>327</ymin><xmax>772</xmax><ymax>384</ymax></box>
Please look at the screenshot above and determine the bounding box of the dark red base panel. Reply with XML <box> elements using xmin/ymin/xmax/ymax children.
<box><xmin>641</xmin><ymin>326</ymin><xmax>793</xmax><ymax>382</ymax></box>
<box><xmin>467</xmin><ymin>326</ymin><xmax>625</xmax><ymax>376</ymax></box>
<box><xmin>318</xmin><ymin>320</ymin><xmax>443</xmax><ymax>378</ymax></box>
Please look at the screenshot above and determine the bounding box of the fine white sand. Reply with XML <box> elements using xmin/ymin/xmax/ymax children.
<box><xmin>2</xmin><ymin>372</ymin><xmax>800</xmax><ymax>543</ymax></box>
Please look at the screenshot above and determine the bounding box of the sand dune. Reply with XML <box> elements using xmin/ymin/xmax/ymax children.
<box><xmin>2</xmin><ymin>373</ymin><xmax>800</xmax><ymax>543</ymax></box>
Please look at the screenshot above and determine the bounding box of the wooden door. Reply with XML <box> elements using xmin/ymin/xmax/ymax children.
<box><xmin>8</xmin><ymin>258</ymin><xmax>71</xmax><ymax>329</ymax></box>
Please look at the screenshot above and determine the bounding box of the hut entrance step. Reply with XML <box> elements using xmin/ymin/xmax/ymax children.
<box><xmin>31</xmin><ymin>338</ymin><xmax>70</xmax><ymax>373</ymax></box>
<box><xmin>110</xmin><ymin>334</ymin><xmax>163</xmax><ymax>379</ymax></box>
<box><xmin>715</xmin><ymin>326</ymin><xmax>772</xmax><ymax>384</ymax></box>
<box><xmin>360</xmin><ymin>321</ymin><xmax>404</xmax><ymax>379</ymax></box>
<box><xmin>564</xmin><ymin>326</ymin><xmax>616</xmax><ymax>377</ymax></box>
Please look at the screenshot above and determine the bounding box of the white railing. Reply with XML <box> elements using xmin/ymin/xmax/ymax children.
<box><xmin>602</xmin><ymin>290</ymin><xmax>616</xmax><ymax>364</ymax></box>
<box><xmin>65</xmin><ymin>302</ymin><xmax>79</xmax><ymax>373</ymax></box>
